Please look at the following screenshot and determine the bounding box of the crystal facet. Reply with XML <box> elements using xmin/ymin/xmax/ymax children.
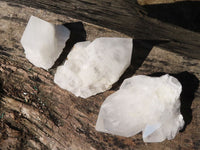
<box><xmin>21</xmin><ymin>16</ymin><xmax>70</xmax><ymax>70</ymax></box>
<box><xmin>54</xmin><ymin>37</ymin><xmax>133</xmax><ymax>98</ymax></box>
<box><xmin>95</xmin><ymin>74</ymin><xmax>184</xmax><ymax>142</ymax></box>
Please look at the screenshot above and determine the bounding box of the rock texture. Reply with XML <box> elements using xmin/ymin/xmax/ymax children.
<box><xmin>21</xmin><ymin>16</ymin><xmax>70</xmax><ymax>70</ymax></box>
<box><xmin>96</xmin><ymin>74</ymin><xmax>184</xmax><ymax>142</ymax></box>
<box><xmin>0</xmin><ymin>1</ymin><xmax>200</xmax><ymax>150</ymax></box>
<box><xmin>54</xmin><ymin>38</ymin><xmax>132</xmax><ymax>98</ymax></box>
<box><xmin>137</xmin><ymin>0</ymin><xmax>198</xmax><ymax>5</ymax></box>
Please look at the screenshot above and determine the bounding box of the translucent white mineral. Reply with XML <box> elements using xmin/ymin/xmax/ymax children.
<box><xmin>54</xmin><ymin>37</ymin><xmax>132</xmax><ymax>98</ymax></box>
<box><xmin>21</xmin><ymin>16</ymin><xmax>70</xmax><ymax>70</ymax></box>
<box><xmin>95</xmin><ymin>74</ymin><xmax>184</xmax><ymax>142</ymax></box>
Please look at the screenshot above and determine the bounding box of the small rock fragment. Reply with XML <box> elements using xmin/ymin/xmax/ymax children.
<box><xmin>21</xmin><ymin>16</ymin><xmax>70</xmax><ymax>70</ymax></box>
<box><xmin>54</xmin><ymin>37</ymin><xmax>133</xmax><ymax>98</ymax></box>
<box><xmin>96</xmin><ymin>74</ymin><xmax>184</xmax><ymax>142</ymax></box>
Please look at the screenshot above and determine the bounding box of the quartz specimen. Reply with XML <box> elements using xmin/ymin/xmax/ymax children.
<box><xmin>54</xmin><ymin>37</ymin><xmax>132</xmax><ymax>98</ymax></box>
<box><xmin>21</xmin><ymin>16</ymin><xmax>70</xmax><ymax>70</ymax></box>
<box><xmin>95</xmin><ymin>74</ymin><xmax>184</xmax><ymax>142</ymax></box>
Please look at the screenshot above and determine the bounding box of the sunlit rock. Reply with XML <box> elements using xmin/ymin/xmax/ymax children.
<box><xmin>21</xmin><ymin>16</ymin><xmax>70</xmax><ymax>70</ymax></box>
<box><xmin>96</xmin><ymin>74</ymin><xmax>184</xmax><ymax>142</ymax></box>
<box><xmin>137</xmin><ymin>0</ymin><xmax>189</xmax><ymax>5</ymax></box>
<box><xmin>54</xmin><ymin>37</ymin><xmax>132</xmax><ymax>98</ymax></box>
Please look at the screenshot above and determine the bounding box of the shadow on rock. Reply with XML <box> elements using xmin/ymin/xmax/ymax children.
<box><xmin>0</xmin><ymin>79</ymin><xmax>4</xmax><ymax>97</ymax></box>
<box><xmin>51</xmin><ymin>22</ymin><xmax>86</xmax><ymax>69</ymax></box>
<box><xmin>143</xmin><ymin>1</ymin><xmax>200</xmax><ymax>32</ymax></box>
<box><xmin>150</xmin><ymin>71</ymin><xmax>199</xmax><ymax>131</ymax></box>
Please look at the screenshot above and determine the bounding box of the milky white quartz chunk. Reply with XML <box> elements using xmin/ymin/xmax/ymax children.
<box><xmin>96</xmin><ymin>74</ymin><xmax>184</xmax><ymax>142</ymax></box>
<box><xmin>54</xmin><ymin>37</ymin><xmax>132</xmax><ymax>98</ymax></box>
<box><xmin>21</xmin><ymin>16</ymin><xmax>70</xmax><ymax>70</ymax></box>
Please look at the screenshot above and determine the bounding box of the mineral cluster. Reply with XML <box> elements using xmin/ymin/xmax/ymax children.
<box><xmin>96</xmin><ymin>74</ymin><xmax>184</xmax><ymax>142</ymax></box>
<box><xmin>54</xmin><ymin>37</ymin><xmax>132</xmax><ymax>98</ymax></box>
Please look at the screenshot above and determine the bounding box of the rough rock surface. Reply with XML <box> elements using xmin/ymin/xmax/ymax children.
<box><xmin>137</xmin><ymin>0</ymin><xmax>197</xmax><ymax>5</ymax></box>
<box><xmin>1</xmin><ymin>1</ymin><xmax>200</xmax><ymax>149</ymax></box>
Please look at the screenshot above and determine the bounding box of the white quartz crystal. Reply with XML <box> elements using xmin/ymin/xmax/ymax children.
<box><xmin>21</xmin><ymin>16</ymin><xmax>70</xmax><ymax>70</ymax></box>
<box><xmin>95</xmin><ymin>74</ymin><xmax>184</xmax><ymax>142</ymax></box>
<box><xmin>54</xmin><ymin>37</ymin><xmax>132</xmax><ymax>98</ymax></box>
